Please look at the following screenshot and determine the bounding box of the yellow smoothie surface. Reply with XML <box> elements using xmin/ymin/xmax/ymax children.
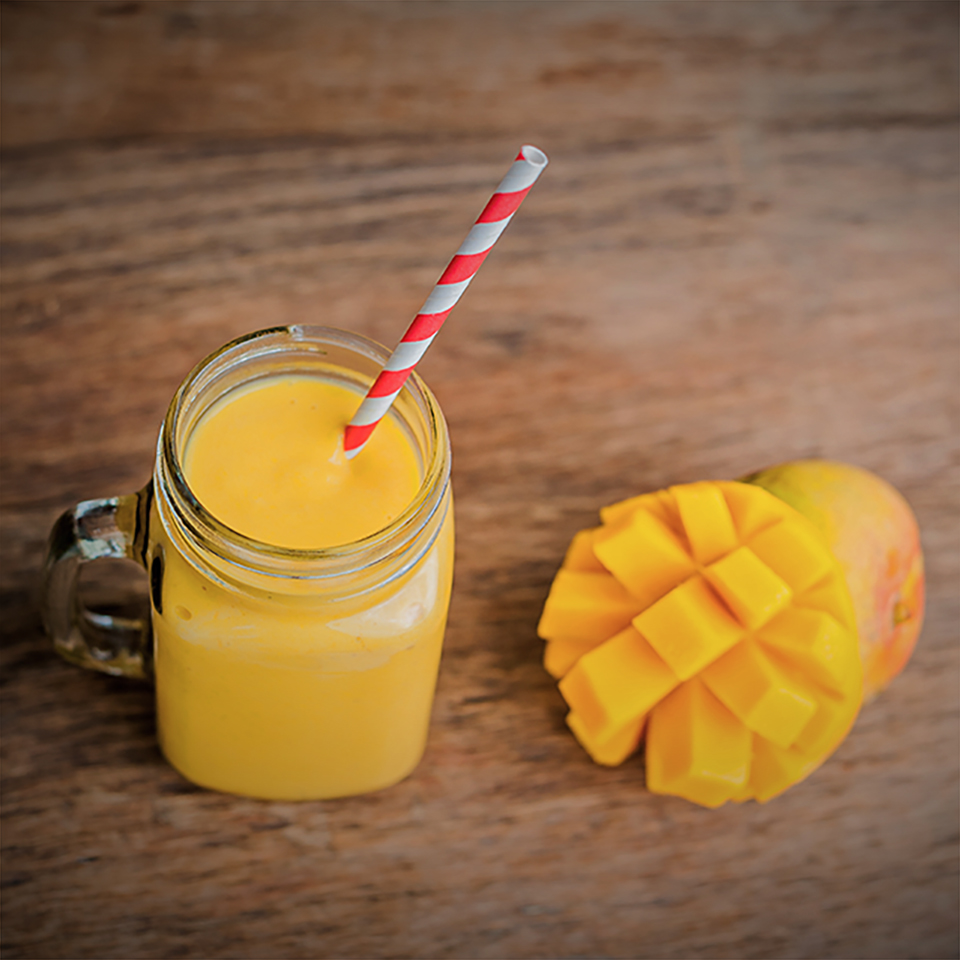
<box><xmin>183</xmin><ymin>374</ymin><xmax>421</xmax><ymax>549</ymax></box>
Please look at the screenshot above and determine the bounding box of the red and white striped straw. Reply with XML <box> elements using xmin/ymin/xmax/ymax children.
<box><xmin>343</xmin><ymin>144</ymin><xmax>549</xmax><ymax>459</ymax></box>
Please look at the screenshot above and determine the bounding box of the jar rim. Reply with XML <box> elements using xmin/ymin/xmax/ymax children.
<box><xmin>156</xmin><ymin>325</ymin><xmax>451</xmax><ymax>581</ymax></box>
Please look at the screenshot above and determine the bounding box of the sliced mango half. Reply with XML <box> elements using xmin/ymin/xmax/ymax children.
<box><xmin>537</xmin><ymin>481</ymin><xmax>862</xmax><ymax>807</ymax></box>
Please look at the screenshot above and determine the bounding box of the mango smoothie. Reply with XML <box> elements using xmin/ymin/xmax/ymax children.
<box><xmin>151</xmin><ymin>365</ymin><xmax>453</xmax><ymax>800</ymax></box>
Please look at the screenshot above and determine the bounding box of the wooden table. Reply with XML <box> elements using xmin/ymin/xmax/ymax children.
<box><xmin>2</xmin><ymin>3</ymin><xmax>957</xmax><ymax>957</ymax></box>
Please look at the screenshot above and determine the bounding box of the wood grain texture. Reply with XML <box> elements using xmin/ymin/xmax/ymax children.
<box><xmin>2</xmin><ymin>3</ymin><xmax>958</xmax><ymax>958</ymax></box>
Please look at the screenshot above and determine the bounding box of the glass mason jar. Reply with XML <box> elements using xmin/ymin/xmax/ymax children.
<box><xmin>40</xmin><ymin>326</ymin><xmax>454</xmax><ymax>800</ymax></box>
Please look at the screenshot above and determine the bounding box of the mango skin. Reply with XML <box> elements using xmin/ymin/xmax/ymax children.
<box><xmin>743</xmin><ymin>460</ymin><xmax>924</xmax><ymax>701</ymax></box>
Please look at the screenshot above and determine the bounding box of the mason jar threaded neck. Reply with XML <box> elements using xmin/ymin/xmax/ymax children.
<box><xmin>153</xmin><ymin>325</ymin><xmax>451</xmax><ymax>596</ymax></box>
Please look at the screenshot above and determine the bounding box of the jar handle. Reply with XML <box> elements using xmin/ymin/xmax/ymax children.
<box><xmin>40</xmin><ymin>484</ymin><xmax>153</xmax><ymax>680</ymax></box>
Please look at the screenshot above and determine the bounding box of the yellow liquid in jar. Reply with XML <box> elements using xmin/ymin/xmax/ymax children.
<box><xmin>153</xmin><ymin>374</ymin><xmax>453</xmax><ymax>800</ymax></box>
<box><xmin>183</xmin><ymin>376</ymin><xmax>421</xmax><ymax>549</ymax></box>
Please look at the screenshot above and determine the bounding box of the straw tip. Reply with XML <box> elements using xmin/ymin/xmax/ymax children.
<box><xmin>520</xmin><ymin>145</ymin><xmax>548</xmax><ymax>167</ymax></box>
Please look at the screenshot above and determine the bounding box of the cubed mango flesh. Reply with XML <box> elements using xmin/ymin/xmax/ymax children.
<box><xmin>748</xmin><ymin>519</ymin><xmax>834</xmax><ymax>594</ymax></box>
<box><xmin>567</xmin><ymin>710</ymin><xmax>646</xmax><ymax>767</ymax></box>
<box><xmin>593</xmin><ymin>509</ymin><xmax>696</xmax><ymax>609</ymax></box>
<box><xmin>702</xmin><ymin>546</ymin><xmax>793</xmax><ymax>630</ymax></box>
<box><xmin>561</xmin><ymin>527</ymin><xmax>606</xmax><ymax>573</ymax></box>
<box><xmin>558</xmin><ymin>626</ymin><xmax>679</xmax><ymax>741</ymax></box>
<box><xmin>700</xmin><ymin>638</ymin><xmax>819</xmax><ymax>749</ymax></box>
<box><xmin>756</xmin><ymin>608</ymin><xmax>854</xmax><ymax>695</ymax></box>
<box><xmin>670</xmin><ymin>481</ymin><xmax>738</xmax><ymax>564</ymax></box>
<box><xmin>600</xmin><ymin>489</ymin><xmax>677</xmax><ymax>531</ymax></box>
<box><xmin>538</xmin><ymin>480</ymin><xmax>863</xmax><ymax>807</ymax></box>
<box><xmin>537</xmin><ymin>569</ymin><xmax>642</xmax><ymax>645</ymax></box>
<box><xmin>633</xmin><ymin>575</ymin><xmax>745</xmax><ymax>680</ymax></box>
<box><xmin>543</xmin><ymin>637</ymin><xmax>606</xmax><ymax>680</ymax></box>
<box><xmin>645</xmin><ymin>678</ymin><xmax>752</xmax><ymax>809</ymax></box>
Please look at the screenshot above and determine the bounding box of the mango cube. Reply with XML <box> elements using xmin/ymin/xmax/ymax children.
<box><xmin>671</xmin><ymin>481</ymin><xmax>739</xmax><ymax>564</ymax></box>
<box><xmin>558</xmin><ymin>626</ymin><xmax>679</xmax><ymax>741</ymax></box>
<box><xmin>700</xmin><ymin>638</ymin><xmax>819</xmax><ymax>749</ymax></box>
<box><xmin>593</xmin><ymin>508</ymin><xmax>696</xmax><ymax>609</ymax></box>
<box><xmin>791</xmin><ymin>680</ymin><xmax>859</xmax><ymax>757</ymax></box>
<box><xmin>756</xmin><ymin>608</ymin><xmax>854</xmax><ymax>695</ymax></box>
<box><xmin>721</xmin><ymin>481</ymin><xmax>794</xmax><ymax>540</ymax></box>
<box><xmin>748</xmin><ymin>519</ymin><xmax>833</xmax><ymax>594</ymax></box>
<box><xmin>748</xmin><ymin>736</ymin><xmax>817</xmax><ymax>803</ymax></box>
<box><xmin>703</xmin><ymin>546</ymin><xmax>793</xmax><ymax>630</ymax></box>
<box><xmin>561</xmin><ymin>527</ymin><xmax>606</xmax><ymax>573</ymax></box>
<box><xmin>543</xmin><ymin>637</ymin><xmax>605</xmax><ymax>679</ymax></box>
<box><xmin>645</xmin><ymin>679</ymin><xmax>752</xmax><ymax>809</ymax></box>
<box><xmin>537</xmin><ymin>569</ymin><xmax>641</xmax><ymax>644</ymax></box>
<box><xmin>567</xmin><ymin>710</ymin><xmax>646</xmax><ymax>767</ymax></box>
<box><xmin>796</xmin><ymin>578</ymin><xmax>858</xmax><ymax>634</ymax></box>
<box><xmin>633</xmin><ymin>575</ymin><xmax>745</xmax><ymax>680</ymax></box>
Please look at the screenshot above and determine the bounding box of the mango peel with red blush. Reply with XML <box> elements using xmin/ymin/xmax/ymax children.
<box><xmin>742</xmin><ymin>460</ymin><xmax>924</xmax><ymax>703</ymax></box>
<box><xmin>537</xmin><ymin>461</ymin><xmax>924</xmax><ymax>807</ymax></box>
